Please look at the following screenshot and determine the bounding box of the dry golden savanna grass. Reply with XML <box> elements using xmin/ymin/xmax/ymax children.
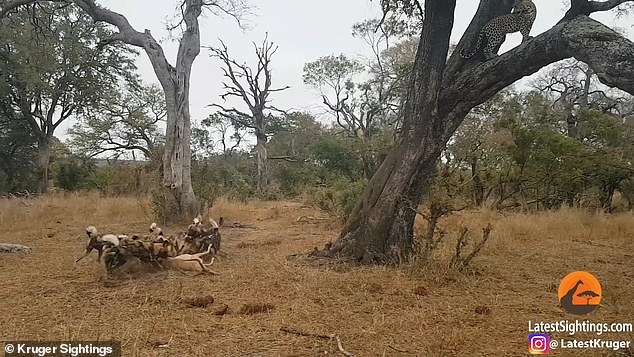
<box><xmin>0</xmin><ymin>193</ymin><xmax>632</xmax><ymax>356</ymax></box>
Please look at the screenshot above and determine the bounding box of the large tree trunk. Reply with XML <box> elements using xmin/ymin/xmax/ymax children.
<box><xmin>330</xmin><ymin>140</ymin><xmax>442</xmax><ymax>263</ymax></box>
<box><xmin>255</xmin><ymin>127</ymin><xmax>269</xmax><ymax>193</ymax></box>
<box><xmin>156</xmin><ymin>2</ymin><xmax>201</xmax><ymax>222</ymax></box>
<box><xmin>35</xmin><ymin>137</ymin><xmax>51</xmax><ymax>194</ymax></box>
<box><xmin>325</xmin><ymin>1</ymin><xmax>634</xmax><ymax>264</ymax></box>
<box><xmin>61</xmin><ymin>0</ymin><xmax>204</xmax><ymax>222</ymax></box>
<box><xmin>328</xmin><ymin>0</ymin><xmax>457</xmax><ymax>264</ymax></box>
<box><xmin>162</xmin><ymin>81</ymin><xmax>198</xmax><ymax>221</ymax></box>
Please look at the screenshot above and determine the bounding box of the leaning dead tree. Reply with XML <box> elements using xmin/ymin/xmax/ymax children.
<box><xmin>317</xmin><ymin>0</ymin><xmax>634</xmax><ymax>264</ymax></box>
<box><xmin>208</xmin><ymin>35</ymin><xmax>289</xmax><ymax>193</ymax></box>
<box><xmin>0</xmin><ymin>0</ymin><xmax>249</xmax><ymax>222</ymax></box>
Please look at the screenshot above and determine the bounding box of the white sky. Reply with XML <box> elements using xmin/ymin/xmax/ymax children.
<box><xmin>60</xmin><ymin>0</ymin><xmax>634</xmax><ymax>138</ymax></box>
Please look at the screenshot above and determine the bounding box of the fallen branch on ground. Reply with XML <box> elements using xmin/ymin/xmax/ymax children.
<box><xmin>388</xmin><ymin>344</ymin><xmax>411</xmax><ymax>353</ymax></box>
<box><xmin>224</xmin><ymin>222</ymin><xmax>258</xmax><ymax>229</ymax></box>
<box><xmin>280</xmin><ymin>325</ymin><xmax>352</xmax><ymax>356</ymax></box>
<box><xmin>0</xmin><ymin>243</ymin><xmax>32</xmax><ymax>253</ymax></box>
<box><xmin>296</xmin><ymin>215</ymin><xmax>329</xmax><ymax>223</ymax></box>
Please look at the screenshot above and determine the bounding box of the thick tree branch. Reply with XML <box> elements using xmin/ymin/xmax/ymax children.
<box><xmin>71</xmin><ymin>1</ymin><xmax>145</xmax><ymax>46</ymax></box>
<box><xmin>440</xmin><ymin>16</ymin><xmax>634</xmax><ymax>138</ymax></box>
<box><xmin>175</xmin><ymin>0</ymin><xmax>201</xmax><ymax>77</ymax></box>
<box><xmin>68</xmin><ymin>0</ymin><xmax>176</xmax><ymax>94</ymax></box>
<box><xmin>589</xmin><ymin>0</ymin><xmax>633</xmax><ymax>11</ymax></box>
<box><xmin>269</xmin><ymin>155</ymin><xmax>297</xmax><ymax>162</ymax></box>
<box><xmin>566</xmin><ymin>0</ymin><xmax>634</xmax><ymax>18</ymax></box>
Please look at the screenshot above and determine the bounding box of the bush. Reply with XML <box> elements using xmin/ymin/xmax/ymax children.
<box><xmin>227</xmin><ymin>176</ymin><xmax>257</xmax><ymax>202</ymax></box>
<box><xmin>150</xmin><ymin>188</ymin><xmax>167</xmax><ymax>223</ymax></box>
<box><xmin>309</xmin><ymin>178</ymin><xmax>368</xmax><ymax>220</ymax></box>
<box><xmin>192</xmin><ymin>154</ymin><xmax>257</xmax><ymax>203</ymax></box>
<box><xmin>87</xmin><ymin>164</ymin><xmax>158</xmax><ymax>197</ymax></box>
<box><xmin>271</xmin><ymin>162</ymin><xmax>320</xmax><ymax>197</ymax></box>
<box><xmin>53</xmin><ymin>156</ymin><xmax>95</xmax><ymax>191</ymax></box>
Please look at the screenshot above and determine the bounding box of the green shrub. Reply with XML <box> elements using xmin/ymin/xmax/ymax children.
<box><xmin>53</xmin><ymin>156</ymin><xmax>95</xmax><ymax>191</ymax></box>
<box><xmin>87</xmin><ymin>164</ymin><xmax>158</xmax><ymax>196</ymax></box>
<box><xmin>227</xmin><ymin>176</ymin><xmax>257</xmax><ymax>202</ymax></box>
<box><xmin>272</xmin><ymin>162</ymin><xmax>320</xmax><ymax>197</ymax></box>
<box><xmin>310</xmin><ymin>178</ymin><xmax>368</xmax><ymax>220</ymax></box>
<box><xmin>150</xmin><ymin>188</ymin><xmax>167</xmax><ymax>223</ymax></box>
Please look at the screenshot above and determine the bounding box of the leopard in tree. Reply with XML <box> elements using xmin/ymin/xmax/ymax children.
<box><xmin>460</xmin><ymin>0</ymin><xmax>537</xmax><ymax>60</ymax></box>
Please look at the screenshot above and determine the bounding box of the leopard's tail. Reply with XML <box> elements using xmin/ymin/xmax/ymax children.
<box><xmin>460</xmin><ymin>32</ymin><xmax>485</xmax><ymax>59</ymax></box>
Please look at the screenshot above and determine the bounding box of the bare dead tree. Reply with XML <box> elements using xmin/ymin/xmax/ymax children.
<box><xmin>0</xmin><ymin>0</ymin><xmax>250</xmax><ymax>222</ymax></box>
<box><xmin>533</xmin><ymin>59</ymin><xmax>631</xmax><ymax>138</ymax></box>
<box><xmin>208</xmin><ymin>34</ymin><xmax>289</xmax><ymax>193</ymax></box>
<box><xmin>317</xmin><ymin>0</ymin><xmax>634</xmax><ymax>264</ymax></box>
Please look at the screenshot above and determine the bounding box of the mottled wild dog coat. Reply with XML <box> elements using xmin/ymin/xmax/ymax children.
<box><xmin>182</xmin><ymin>217</ymin><xmax>223</xmax><ymax>255</ymax></box>
<box><xmin>100</xmin><ymin>224</ymin><xmax>178</xmax><ymax>272</ymax></box>
<box><xmin>76</xmin><ymin>226</ymin><xmax>124</xmax><ymax>263</ymax></box>
<box><xmin>85</xmin><ymin>220</ymin><xmax>220</xmax><ymax>273</ymax></box>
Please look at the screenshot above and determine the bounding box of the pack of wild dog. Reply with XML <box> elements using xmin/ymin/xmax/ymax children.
<box><xmin>75</xmin><ymin>216</ymin><xmax>223</xmax><ymax>275</ymax></box>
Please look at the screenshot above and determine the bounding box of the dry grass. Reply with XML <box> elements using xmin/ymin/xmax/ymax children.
<box><xmin>0</xmin><ymin>194</ymin><xmax>632</xmax><ymax>356</ymax></box>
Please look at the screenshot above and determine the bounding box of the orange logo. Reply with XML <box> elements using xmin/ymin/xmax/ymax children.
<box><xmin>558</xmin><ymin>271</ymin><xmax>602</xmax><ymax>315</ymax></box>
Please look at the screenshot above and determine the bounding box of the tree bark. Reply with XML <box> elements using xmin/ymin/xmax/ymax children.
<box><xmin>328</xmin><ymin>0</ymin><xmax>457</xmax><ymax>264</ymax></box>
<box><xmin>35</xmin><ymin>136</ymin><xmax>51</xmax><ymax>193</ymax></box>
<box><xmin>254</xmin><ymin>123</ymin><xmax>269</xmax><ymax>193</ymax></box>
<box><xmin>327</xmin><ymin>1</ymin><xmax>634</xmax><ymax>264</ymax></box>
<box><xmin>162</xmin><ymin>79</ymin><xmax>199</xmax><ymax>221</ymax></box>
<box><xmin>330</xmin><ymin>140</ymin><xmax>442</xmax><ymax>263</ymax></box>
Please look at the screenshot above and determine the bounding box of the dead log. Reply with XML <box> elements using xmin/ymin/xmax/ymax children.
<box><xmin>0</xmin><ymin>243</ymin><xmax>32</xmax><ymax>254</ymax></box>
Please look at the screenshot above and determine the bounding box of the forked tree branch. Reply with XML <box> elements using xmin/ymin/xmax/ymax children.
<box><xmin>208</xmin><ymin>34</ymin><xmax>289</xmax><ymax>131</ymax></box>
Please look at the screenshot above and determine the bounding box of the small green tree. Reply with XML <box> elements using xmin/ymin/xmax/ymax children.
<box><xmin>68</xmin><ymin>84</ymin><xmax>165</xmax><ymax>164</ymax></box>
<box><xmin>0</xmin><ymin>3</ymin><xmax>137</xmax><ymax>193</ymax></box>
<box><xmin>0</xmin><ymin>98</ymin><xmax>37</xmax><ymax>193</ymax></box>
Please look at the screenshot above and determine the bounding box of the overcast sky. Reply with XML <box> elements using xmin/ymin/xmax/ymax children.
<box><xmin>63</xmin><ymin>0</ymin><xmax>634</xmax><ymax>136</ymax></box>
